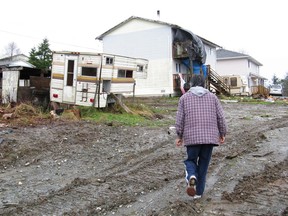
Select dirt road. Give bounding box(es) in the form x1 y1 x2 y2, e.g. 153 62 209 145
0 100 287 215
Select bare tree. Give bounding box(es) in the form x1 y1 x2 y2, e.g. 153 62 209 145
5 42 21 60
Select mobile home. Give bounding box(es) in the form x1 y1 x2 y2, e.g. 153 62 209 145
50 51 148 108
222 75 249 96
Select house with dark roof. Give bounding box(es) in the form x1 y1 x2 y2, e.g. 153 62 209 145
96 16 222 96
216 49 267 96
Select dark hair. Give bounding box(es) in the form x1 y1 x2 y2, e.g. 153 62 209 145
183 82 190 92
190 74 205 87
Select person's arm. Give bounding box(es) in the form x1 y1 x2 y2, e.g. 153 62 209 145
175 138 183 147
175 97 185 147
215 98 227 140
219 136 225 144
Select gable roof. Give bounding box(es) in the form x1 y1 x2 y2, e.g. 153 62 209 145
95 16 221 48
216 49 263 66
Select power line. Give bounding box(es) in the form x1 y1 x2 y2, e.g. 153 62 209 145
0 29 100 51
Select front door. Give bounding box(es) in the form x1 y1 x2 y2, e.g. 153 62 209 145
63 56 78 103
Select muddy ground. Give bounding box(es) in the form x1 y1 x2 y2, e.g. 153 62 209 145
0 98 287 216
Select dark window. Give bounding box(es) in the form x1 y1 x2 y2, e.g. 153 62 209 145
137 65 144 72
230 77 237 86
105 57 114 65
67 60 74 86
82 67 97 77
118 69 133 78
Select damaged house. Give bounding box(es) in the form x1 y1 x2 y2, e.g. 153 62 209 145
96 16 229 96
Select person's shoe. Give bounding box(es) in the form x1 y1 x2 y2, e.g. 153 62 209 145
193 195 202 200
186 176 196 196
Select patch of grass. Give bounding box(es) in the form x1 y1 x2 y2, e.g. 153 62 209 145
79 101 174 127
0 97 178 127
0 102 51 127
219 95 288 105
80 108 150 126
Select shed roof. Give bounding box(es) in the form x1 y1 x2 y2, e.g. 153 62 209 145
7 60 35 68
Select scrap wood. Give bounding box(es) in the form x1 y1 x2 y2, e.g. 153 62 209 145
110 93 135 114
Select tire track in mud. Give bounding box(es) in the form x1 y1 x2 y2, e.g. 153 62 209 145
1 103 287 215
200 115 288 216
0 126 184 215
221 158 288 215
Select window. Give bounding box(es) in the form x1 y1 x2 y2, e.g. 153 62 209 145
248 61 251 68
230 77 237 87
82 67 97 77
176 63 181 73
105 57 114 65
67 60 74 86
118 69 133 78
137 65 144 72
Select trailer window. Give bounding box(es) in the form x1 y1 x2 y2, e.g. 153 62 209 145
230 77 237 86
67 60 75 86
82 67 97 77
105 57 114 65
118 69 133 78
137 65 144 72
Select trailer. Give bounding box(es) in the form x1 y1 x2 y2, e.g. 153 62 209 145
50 51 148 108
221 75 249 96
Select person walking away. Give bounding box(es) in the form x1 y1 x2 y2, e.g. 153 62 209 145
175 74 227 199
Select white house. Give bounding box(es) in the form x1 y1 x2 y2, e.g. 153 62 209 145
96 16 221 96
216 49 267 96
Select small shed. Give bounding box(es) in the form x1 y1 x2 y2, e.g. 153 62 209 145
0 57 50 106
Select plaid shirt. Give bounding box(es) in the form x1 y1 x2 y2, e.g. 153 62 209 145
175 90 227 146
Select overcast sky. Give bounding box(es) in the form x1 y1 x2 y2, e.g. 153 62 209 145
1 0 287 80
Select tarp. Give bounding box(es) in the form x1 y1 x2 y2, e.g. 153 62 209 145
174 28 206 65
181 59 207 78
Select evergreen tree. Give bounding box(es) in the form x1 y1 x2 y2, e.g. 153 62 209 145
272 74 280 84
29 38 52 73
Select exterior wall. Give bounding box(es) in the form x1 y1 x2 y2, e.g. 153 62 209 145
2 70 19 103
216 58 249 77
204 45 217 69
249 61 260 75
102 19 174 96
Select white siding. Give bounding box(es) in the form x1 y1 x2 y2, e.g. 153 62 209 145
2 70 19 103
249 61 260 75
102 20 174 96
204 45 217 69
216 59 249 77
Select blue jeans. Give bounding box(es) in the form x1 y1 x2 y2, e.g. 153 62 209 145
184 144 214 195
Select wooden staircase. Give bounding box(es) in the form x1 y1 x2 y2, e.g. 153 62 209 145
173 65 231 96
206 65 230 96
